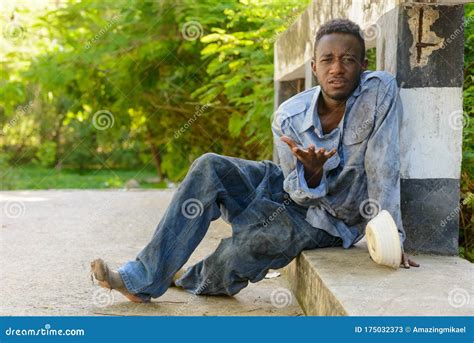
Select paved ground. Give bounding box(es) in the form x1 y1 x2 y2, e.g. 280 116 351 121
0 190 303 316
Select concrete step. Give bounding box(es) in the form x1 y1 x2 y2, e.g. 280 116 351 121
283 239 474 316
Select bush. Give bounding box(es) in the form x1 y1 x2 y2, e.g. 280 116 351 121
35 141 57 168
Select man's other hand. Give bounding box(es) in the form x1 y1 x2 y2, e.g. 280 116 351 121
401 252 420 269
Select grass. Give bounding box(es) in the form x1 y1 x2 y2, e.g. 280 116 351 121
0 165 168 190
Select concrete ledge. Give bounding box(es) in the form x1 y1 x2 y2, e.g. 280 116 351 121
284 239 474 316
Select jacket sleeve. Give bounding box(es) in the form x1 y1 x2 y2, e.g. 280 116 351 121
364 79 407 245
271 105 328 207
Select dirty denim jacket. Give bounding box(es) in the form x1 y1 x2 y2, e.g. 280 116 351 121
272 71 406 249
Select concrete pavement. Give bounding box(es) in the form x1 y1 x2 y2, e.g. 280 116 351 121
0 190 303 316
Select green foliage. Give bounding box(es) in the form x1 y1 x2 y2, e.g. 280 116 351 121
460 3 474 262
0 0 309 176
1 0 309 182
463 4 474 176
0 0 472 258
366 47 376 71
2 165 165 190
35 140 57 167
0 152 14 189
189 0 309 159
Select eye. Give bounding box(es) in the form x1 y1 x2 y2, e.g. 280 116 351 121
342 57 355 64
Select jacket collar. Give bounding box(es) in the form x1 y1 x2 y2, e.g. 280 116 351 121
299 86 321 133
298 73 365 134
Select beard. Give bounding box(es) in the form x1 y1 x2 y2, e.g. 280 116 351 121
321 76 360 102
325 90 351 101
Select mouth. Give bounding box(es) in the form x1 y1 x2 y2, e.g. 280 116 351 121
328 79 347 88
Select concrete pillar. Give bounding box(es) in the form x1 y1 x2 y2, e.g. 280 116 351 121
304 42 317 90
273 78 281 164
378 4 465 254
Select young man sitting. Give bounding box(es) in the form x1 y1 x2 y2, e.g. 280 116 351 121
91 18 419 303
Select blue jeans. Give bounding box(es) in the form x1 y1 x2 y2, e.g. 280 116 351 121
118 153 342 302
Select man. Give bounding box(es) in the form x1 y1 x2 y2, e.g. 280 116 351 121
91 18 419 303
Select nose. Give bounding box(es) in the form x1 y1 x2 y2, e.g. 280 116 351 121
329 59 344 75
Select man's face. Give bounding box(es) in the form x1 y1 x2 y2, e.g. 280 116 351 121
312 33 367 102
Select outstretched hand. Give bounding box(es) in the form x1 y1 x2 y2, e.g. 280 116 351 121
280 135 336 188
280 135 336 173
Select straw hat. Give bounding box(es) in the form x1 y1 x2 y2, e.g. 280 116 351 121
366 210 402 268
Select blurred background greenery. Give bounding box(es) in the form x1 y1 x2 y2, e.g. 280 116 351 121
0 1 472 260
1 0 311 187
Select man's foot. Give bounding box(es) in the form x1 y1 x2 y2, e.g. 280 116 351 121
171 268 186 287
90 258 145 303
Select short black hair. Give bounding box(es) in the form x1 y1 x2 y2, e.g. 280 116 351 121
314 19 366 61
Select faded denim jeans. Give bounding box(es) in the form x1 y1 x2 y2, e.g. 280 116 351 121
118 153 342 302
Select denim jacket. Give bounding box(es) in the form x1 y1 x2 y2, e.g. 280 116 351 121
272 71 405 248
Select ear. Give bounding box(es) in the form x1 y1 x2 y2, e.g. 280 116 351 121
360 58 368 71
311 58 317 76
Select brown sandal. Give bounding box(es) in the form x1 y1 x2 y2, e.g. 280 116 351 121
90 258 145 303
